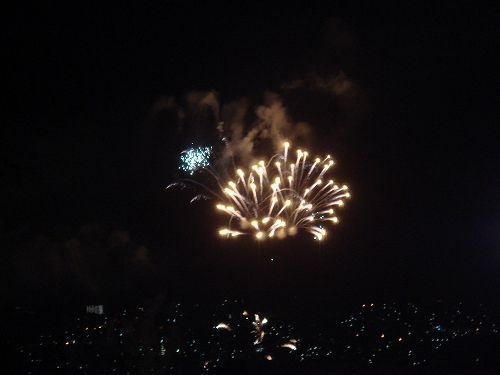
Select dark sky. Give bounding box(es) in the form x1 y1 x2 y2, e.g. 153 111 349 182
2 2 499 310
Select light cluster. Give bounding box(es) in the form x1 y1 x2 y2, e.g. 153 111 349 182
179 146 212 175
211 309 296 363
217 142 350 240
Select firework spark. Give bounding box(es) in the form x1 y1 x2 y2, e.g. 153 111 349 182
215 323 232 331
252 314 267 349
216 142 350 240
207 307 299 366
179 145 212 175
281 342 297 350
215 312 269 352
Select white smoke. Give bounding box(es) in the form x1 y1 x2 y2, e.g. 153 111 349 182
219 91 311 164
185 90 220 125
281 71 361 108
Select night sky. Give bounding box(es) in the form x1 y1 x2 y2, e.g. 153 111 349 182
2 3 499 312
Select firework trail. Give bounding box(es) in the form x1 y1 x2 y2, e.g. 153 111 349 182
170 141 350 241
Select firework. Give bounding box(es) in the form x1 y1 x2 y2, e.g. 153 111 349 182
216 142 350 240
215 312 267 348
215 311 269 353
179 145 212 175
208 307 299 365
170 142 350 240
252 314 267 349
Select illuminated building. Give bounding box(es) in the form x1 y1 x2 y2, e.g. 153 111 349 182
86 305 104 315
